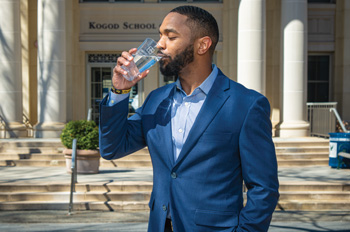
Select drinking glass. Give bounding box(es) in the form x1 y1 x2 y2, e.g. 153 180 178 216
121 38 161 81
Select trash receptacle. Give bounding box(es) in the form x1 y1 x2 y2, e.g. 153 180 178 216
329 133 350 168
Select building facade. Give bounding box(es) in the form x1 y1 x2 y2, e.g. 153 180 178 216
0 0 349 138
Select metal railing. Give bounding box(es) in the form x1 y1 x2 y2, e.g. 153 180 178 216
0 115 6 138
68 138 78 215
307 102 338 137
23 114 34 137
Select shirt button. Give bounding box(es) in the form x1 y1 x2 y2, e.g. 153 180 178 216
185 102 189 107
162 205 167 211
171 172 177 179
111 100 115 104
178 128 183 133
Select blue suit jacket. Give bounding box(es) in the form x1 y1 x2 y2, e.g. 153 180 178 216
99 69 279 232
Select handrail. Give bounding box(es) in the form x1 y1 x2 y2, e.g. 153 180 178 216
87 108 92 121
23 114 34 137
329 108 349 133
68 138 78 215
0 115 7 138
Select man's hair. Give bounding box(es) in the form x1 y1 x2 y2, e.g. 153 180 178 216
170 5 219 55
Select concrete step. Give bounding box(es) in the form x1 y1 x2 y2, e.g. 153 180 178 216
1 182 347 193
0 153 65 160
276 200 350 211
0 139 63 149
279 192 350 200
117 154 151 161
102 160 152 168
0 159 329 168
1 200 348 211
276 152 329 160
1 147 64 154
0 191 151 202
0 201 149 211
0 159 153 168
277 159 329 167
273 138 329 148
0 182 153 193
0 158 329 168
0 160 65 167
2 191 349 202
275 146 329 154
279 182 350 192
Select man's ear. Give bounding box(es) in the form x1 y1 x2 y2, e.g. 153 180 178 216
197 36 212 55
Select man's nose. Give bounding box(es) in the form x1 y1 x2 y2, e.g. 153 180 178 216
157 38 165 50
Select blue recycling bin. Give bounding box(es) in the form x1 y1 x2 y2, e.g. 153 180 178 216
329 133 350 169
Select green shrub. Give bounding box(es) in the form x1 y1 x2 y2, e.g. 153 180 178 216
60 120 99 150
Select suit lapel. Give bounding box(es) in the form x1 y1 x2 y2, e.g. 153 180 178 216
174 72 230 167
155 85 176 167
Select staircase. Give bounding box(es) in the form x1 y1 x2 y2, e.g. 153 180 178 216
0 137 329 168
0 139 151 168
0 180 349 211
1 137 349 212
274 137 329 167
0 181 152 211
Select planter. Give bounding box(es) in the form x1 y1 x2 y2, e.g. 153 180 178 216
63 149 100 174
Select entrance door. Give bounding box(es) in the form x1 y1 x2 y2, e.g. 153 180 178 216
307 55 331 102
87 54 141 124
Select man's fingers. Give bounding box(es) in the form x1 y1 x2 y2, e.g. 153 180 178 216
132 70 149 83
115 65 128 76
117 55 128 66
128 48 137 55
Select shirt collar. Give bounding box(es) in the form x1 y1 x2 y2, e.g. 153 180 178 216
175 64 218 96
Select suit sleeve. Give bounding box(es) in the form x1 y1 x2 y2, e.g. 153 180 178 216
237 95 280 232
98 93 148 160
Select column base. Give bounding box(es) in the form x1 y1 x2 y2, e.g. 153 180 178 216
275 121 310 137
0 122 28 138
34 122 66 138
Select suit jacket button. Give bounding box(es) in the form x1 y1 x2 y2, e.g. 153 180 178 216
162 205 167 211
171 172 177 179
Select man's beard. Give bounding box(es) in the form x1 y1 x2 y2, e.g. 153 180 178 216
159 44 194 77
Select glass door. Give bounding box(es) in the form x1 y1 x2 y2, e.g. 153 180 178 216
87 54 141 124
90 66 112 123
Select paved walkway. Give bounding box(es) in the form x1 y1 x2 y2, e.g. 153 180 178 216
0 211 349 231
0 165 349 184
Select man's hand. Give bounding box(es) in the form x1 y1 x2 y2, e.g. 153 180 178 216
112 48 150 90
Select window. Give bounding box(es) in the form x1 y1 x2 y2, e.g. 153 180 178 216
307 55 331 102
308 0 336 3
160 0 222 2
80 0 142 3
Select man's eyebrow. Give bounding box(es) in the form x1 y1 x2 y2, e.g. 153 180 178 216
159 28 179 35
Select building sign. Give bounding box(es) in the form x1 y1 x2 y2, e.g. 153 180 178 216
88 21 159 31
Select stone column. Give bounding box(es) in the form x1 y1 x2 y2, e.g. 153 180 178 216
223 0 239 81
342 1 350 119
34 0 66 138
278 0 309 137
0 0 27 138
237 0 266 94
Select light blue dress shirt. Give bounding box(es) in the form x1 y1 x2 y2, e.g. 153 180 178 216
171 65 218 161
108 64 218 162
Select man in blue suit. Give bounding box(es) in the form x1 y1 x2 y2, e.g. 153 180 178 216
99 5 279 232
